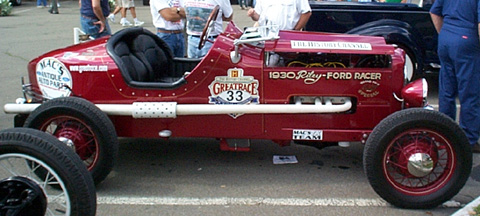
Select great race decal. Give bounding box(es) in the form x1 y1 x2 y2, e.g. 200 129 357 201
36 57 72 98
208 68 259 118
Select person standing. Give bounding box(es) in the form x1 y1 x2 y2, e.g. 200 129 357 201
80 0 112 39
238 0 248 10
430 0 480 152
150 0 186 57
247 0 311 31
180 0 233 58
49 0 59 14
119 0 145 27
107 1 122 23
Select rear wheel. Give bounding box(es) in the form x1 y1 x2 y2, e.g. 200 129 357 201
24 97 119 185
0 128 96 216
363 108 472 209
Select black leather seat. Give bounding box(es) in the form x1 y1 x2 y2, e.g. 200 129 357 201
106 27 186 89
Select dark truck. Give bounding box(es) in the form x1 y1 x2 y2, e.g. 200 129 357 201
306 1 439 81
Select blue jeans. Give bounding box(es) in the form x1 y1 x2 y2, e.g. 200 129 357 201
80 15 111 39
37 0 46 6
157 32 185 58
187 35 214 58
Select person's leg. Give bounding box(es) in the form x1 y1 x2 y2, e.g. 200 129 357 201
129 7 144 26
454 30 480 146
108 5 121 22
120 7 132 26
238 0 244 9
199 39 213 57
49 0 59 14
173 33 185 57
81 16 102 38
437 30 458 121
157 32 176 55
187 35 200 58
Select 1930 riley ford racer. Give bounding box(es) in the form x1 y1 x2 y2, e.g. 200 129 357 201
3 11 472 209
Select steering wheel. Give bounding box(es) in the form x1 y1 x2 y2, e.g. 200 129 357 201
198 5 220 50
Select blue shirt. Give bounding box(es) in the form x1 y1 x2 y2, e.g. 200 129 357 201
80 0 110 19
430 0 480 31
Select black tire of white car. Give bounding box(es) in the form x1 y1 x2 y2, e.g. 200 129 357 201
0 128 96 216
11 0 21 6
23 97 119 186
363 108 472 209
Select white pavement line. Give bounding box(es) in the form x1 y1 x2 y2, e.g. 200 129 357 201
451 196 480 216
97 196 389 207
12 8 36 14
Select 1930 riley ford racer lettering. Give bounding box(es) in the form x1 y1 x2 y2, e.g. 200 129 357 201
268 71 382 84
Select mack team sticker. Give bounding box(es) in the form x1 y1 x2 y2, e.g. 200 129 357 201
208 68 259 118
36 57 72 99
292 129 323 140
291 40 372 51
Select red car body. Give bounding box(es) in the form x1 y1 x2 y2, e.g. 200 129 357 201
3 22 471 209
26 23 407 141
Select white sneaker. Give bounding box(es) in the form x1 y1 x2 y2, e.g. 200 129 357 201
134 20 144 27
107 14 115 23
122 20 133 27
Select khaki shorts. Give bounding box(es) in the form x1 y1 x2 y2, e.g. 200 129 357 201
121 0 134 8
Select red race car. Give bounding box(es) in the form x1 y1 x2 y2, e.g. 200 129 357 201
3 9 472 209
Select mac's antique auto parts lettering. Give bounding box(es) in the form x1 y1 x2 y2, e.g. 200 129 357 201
269 70 382 84
36 57 72 98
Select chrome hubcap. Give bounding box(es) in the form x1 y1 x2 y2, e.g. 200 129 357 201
407 153 434 177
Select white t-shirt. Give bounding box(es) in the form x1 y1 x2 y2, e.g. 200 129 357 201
180 0 233 36
150 0 184 30
254 0 311 30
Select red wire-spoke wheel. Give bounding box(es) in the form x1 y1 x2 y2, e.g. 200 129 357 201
363 108 472 209
384 129 454 195
24 97 119 185
42 116 98 168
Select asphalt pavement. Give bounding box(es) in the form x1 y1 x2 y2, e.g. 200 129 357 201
1 1 479 215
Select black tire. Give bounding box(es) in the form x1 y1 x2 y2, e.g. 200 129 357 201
24 97 119 185
10 0 21 6
363 108 472 209
0 128 96 216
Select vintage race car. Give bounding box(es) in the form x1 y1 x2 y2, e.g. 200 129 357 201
2 9 472 209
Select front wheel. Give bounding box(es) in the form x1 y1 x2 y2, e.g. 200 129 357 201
363 108 472 209
24 97 119 185
0 128 96 216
